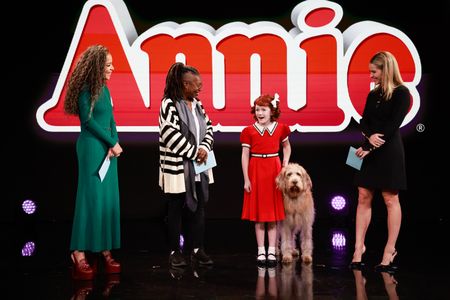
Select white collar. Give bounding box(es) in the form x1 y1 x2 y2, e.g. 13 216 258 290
253 122 278 136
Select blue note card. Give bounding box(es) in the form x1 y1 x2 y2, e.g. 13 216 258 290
194 150 217 174
346 146 363 170
98 155 111 182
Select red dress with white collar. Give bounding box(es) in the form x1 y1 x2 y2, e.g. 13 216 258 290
240 122 290 222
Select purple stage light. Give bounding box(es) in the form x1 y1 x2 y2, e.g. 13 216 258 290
331 231 346 249
21 241 36 256
22 199 37 214
180 234 184 249
331 195 346 211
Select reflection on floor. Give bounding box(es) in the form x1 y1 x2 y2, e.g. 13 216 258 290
4 218 449 299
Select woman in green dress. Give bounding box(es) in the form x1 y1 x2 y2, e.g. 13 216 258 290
64 45 123 280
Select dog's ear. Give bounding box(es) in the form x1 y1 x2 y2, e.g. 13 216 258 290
303 169 313 190
276 167 286 190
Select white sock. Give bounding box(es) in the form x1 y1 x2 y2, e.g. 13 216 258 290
257 247 266 261
267 247 276 261
268 267 276 278
257 246 266 255
258 267 266 277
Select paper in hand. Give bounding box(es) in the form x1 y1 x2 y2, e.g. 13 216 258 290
99 155 111 182
346 146 363 170
194 150 217 174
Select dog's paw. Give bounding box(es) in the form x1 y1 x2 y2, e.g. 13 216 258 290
301 254 313 264
282 254 294 264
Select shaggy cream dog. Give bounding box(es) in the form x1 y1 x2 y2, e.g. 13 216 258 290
275 163 315 263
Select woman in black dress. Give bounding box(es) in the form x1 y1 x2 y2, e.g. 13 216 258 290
350 51 410 272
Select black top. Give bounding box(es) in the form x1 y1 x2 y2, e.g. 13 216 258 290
354 85 410 190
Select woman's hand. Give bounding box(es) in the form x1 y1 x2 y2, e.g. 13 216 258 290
369 133 385 148
355 147 370 159
111 143 123 157
196 148 208 164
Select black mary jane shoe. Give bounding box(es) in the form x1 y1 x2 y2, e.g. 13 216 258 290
256 254 267 267
349 261 365 270
266 253 277 268
374 263 397 273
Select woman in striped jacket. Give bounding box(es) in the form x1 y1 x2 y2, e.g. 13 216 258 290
159 62 215 268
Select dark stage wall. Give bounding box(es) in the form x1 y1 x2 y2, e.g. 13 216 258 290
4 0 447 224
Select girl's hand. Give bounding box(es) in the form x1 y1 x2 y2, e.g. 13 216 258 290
244 179 251 193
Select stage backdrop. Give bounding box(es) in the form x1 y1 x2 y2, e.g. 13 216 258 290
4 0 446 224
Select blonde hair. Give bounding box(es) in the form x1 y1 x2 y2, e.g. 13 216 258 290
370 51 404 100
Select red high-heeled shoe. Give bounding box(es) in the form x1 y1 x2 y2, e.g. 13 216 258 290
103 251 121 274
71 252 94 280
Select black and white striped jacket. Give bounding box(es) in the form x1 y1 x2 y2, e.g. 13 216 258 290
159 98 214 193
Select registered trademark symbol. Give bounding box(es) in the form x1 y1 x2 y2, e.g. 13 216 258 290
416 123 425 132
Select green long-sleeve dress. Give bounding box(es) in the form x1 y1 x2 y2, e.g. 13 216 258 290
70 85 121 252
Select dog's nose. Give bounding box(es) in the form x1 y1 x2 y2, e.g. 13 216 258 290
292 180 298 184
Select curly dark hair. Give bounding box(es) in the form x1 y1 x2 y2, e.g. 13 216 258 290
64 45 109 115
162 62 200 102
251 94 281 121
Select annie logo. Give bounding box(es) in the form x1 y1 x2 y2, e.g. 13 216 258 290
36 0 421 133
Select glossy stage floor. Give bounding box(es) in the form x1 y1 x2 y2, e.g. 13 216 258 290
5 218 448 299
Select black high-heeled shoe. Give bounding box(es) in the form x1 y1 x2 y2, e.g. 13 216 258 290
375 250 398 273
349 246 366 270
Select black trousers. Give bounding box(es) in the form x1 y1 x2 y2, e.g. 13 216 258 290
167 182 206 252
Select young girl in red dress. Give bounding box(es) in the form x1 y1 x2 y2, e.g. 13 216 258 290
241 94 291 266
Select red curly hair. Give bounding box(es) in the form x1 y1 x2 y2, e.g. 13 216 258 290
250 94 281 121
